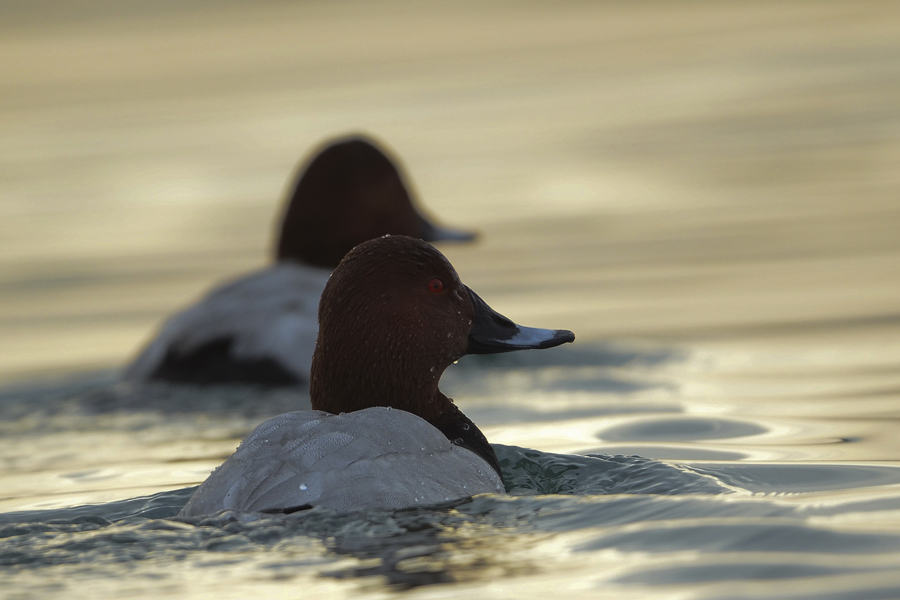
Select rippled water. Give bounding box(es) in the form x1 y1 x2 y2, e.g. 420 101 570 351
4 1 900 598
4 339 900 599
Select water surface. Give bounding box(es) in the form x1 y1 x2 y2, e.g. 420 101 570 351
3 1 900 598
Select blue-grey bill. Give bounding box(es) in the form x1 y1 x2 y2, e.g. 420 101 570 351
418 213 477 243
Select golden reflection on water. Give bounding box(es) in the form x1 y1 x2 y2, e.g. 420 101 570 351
3 2 900 598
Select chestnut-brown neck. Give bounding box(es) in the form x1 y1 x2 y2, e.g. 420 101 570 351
307 235 503 477
309 328 502 478
309 319 457 423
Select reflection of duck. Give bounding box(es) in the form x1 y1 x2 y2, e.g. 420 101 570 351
125 135 475 386
178 235 574 515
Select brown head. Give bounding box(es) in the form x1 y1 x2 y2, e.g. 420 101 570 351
275 135 475 269
310 235 575 427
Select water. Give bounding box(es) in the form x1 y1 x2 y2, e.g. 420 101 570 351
3 1 900 598
4 340 900 599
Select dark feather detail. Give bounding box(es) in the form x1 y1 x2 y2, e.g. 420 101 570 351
151 338 303 386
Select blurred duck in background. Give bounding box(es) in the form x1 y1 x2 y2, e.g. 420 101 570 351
125 134 476 387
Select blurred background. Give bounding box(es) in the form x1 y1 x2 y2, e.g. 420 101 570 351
1 0 899 382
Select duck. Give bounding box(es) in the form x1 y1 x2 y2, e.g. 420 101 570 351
178 235 574 516
125 135 475 386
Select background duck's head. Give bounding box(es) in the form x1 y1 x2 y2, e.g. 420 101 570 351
275 135 476 269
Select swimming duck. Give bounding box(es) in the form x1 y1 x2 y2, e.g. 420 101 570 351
178 235 574 515
125 135 474 386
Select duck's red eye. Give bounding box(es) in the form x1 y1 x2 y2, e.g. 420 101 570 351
427 278 444 293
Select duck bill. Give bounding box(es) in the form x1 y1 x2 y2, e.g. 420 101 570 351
417 213 477 243
466 287 575 354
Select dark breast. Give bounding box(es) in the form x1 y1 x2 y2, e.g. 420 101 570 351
151 337 303 386
430 410 503 480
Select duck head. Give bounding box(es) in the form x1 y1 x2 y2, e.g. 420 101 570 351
276 135 476 269
310 235 575 423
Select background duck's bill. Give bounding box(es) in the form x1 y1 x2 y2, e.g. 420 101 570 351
466 287 575 354
417 213 477 243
